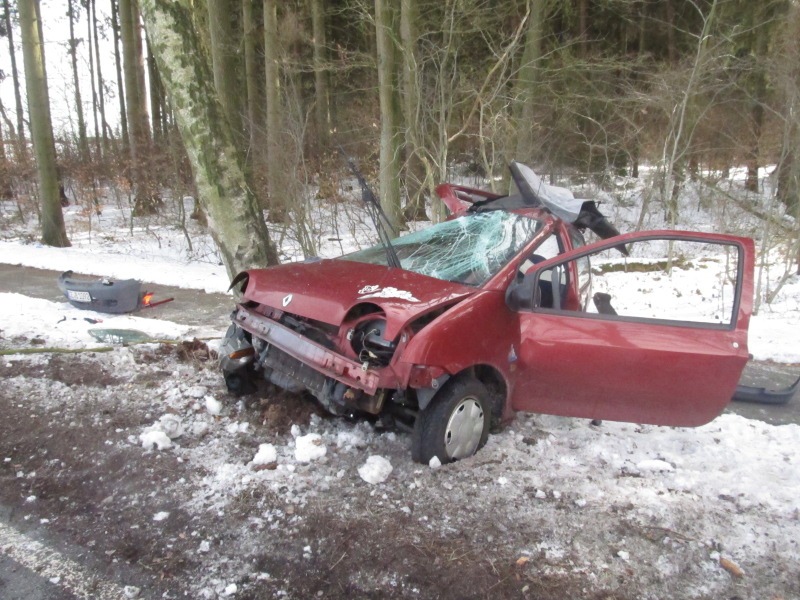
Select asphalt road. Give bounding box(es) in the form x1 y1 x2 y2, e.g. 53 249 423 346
0 263 232 330
0 554 75 600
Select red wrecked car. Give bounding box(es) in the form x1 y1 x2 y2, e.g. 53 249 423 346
220 162 754 464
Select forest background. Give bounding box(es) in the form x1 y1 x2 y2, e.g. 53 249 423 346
1 0 799 280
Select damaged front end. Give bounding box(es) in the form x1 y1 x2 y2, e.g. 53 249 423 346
222 303 389 416
218 262 470 422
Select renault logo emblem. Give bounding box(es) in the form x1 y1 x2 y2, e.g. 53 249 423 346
282 294 293 307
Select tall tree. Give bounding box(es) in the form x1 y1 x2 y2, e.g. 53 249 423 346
120 0 156 213
0 97 10 200
374 0 403 234
110 0 128 149
733 0 776 193
399 0 427 219
138 0 278 276
207 0 243 140
3 0 26 154
67 0 89 160
311 0 329 147
242 0 259 152
264 0 285 220
18 0 70 246
90 0 109 154
776 0 799 217
131 0 148 136
146 34 163 142
84 0 101 157
514 0 548 165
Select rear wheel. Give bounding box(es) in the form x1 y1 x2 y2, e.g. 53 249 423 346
411 376 490 464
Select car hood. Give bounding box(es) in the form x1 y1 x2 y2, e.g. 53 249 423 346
240 259 477 339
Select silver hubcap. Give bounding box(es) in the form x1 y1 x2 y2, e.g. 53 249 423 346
444 397 485 459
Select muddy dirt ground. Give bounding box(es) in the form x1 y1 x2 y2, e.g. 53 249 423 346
1 341 797 600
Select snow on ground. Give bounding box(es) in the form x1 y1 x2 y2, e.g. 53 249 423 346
4 348 796 597
0 292 189 348
0 169 798 596
0 190 380 293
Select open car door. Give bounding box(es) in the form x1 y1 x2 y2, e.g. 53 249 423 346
510 231 754 427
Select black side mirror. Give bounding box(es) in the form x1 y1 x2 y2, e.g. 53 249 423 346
506 273 537 311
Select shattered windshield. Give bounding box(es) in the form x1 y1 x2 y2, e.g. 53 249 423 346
341 211 543 286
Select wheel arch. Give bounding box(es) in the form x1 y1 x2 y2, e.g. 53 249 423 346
442 364 508 428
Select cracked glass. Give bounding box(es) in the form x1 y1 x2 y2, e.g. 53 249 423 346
342 211 544 286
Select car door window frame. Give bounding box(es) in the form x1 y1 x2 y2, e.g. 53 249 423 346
524 233 747 331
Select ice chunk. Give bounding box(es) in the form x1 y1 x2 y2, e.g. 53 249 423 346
295 434 326 463
252 443 278 466
205 395 223 416
358 455 393 484
139 430 172 450
158 414 184 439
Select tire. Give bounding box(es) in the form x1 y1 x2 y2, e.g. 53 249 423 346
411 376 491 464
223 368 257 396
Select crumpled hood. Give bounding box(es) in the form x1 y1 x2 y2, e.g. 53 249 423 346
240 259 476 338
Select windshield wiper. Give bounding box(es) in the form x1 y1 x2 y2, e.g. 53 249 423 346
339 147 402 269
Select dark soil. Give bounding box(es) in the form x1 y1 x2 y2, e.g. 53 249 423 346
0 347 584 599
0 345 796 600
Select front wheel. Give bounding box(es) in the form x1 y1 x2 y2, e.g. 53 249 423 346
411 376 491 464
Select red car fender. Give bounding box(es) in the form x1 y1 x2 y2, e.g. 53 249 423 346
398 290 518 411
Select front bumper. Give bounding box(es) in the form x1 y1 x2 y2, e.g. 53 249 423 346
232 305 382 395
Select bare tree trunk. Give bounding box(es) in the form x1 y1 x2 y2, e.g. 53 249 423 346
399 0 428 221
776 30 799 216
745 6 769 194
310 0 329 149
120 0 142 150
3 0 26 154
375 0 403 235
0 97 11 200
91 0 109 155
146 34 163 143
111 0 129 149
577 0 588 57
264 0 285 220
18 0 70 247
665 0 677 64
85 0 101 158
242 0 259 154
121 0 157 214
514 0 547 164
658 0 718 228
138 0 278 277
208 0 244 140
67 0 90 160
131 0 149 142
745 100 764 193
